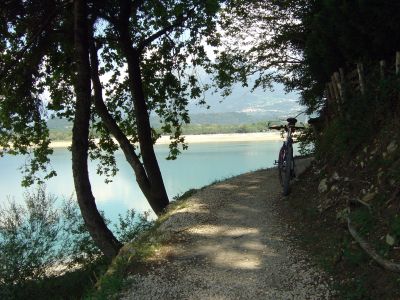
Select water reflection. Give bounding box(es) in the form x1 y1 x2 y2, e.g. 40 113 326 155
0 141 288 222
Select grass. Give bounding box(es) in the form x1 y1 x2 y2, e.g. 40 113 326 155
85 186 203 299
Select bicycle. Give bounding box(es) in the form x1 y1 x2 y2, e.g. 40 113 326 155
269 117 301 196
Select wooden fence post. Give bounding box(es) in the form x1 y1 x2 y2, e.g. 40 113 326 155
324 87 331 121
331 75 339 102
357 63 366 95
380 60 386 79
339 68 346 103
334 72 343 102
330 75 342 115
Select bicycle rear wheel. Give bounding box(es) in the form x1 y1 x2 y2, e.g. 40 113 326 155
277 146 287 189
282 146 293 195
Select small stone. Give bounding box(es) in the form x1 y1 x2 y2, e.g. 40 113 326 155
386 234 396 246
330 185 339 192
360 161 365 168
318 178 328 193
387 141 398 154
363 147 368 153
382 152 388 159
362 192 377 203
332 172 340 181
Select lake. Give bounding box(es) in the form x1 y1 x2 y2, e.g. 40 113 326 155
0 140 293 222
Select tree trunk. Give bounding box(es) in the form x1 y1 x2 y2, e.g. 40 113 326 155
89 40 155 207
109 17 169 215
125 48 170 215
72 0 121 259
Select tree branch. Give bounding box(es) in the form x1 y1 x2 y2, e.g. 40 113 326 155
89 36 152 195
137 12 191 53
348 217 400 273
0 0 74 80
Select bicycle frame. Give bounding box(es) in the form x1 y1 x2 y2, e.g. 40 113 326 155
270 119 298 195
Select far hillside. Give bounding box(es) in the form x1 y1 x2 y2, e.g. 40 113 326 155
47 111 305 141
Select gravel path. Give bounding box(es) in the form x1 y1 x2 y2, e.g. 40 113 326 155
123 158 334 299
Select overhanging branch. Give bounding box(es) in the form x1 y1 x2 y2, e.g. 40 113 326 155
137 12 192 53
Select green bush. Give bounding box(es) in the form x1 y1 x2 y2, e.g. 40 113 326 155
296 126 315 156
0 187 60 288
0 185 153 299
114 210 154 244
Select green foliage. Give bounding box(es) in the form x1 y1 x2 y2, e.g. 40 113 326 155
114 210 154 244
0 186 98 298
296 126 315 156
218 0 400 113
0 186 154 299
350 208 375 236
181 121 270 135
0 188 60 288
0 0 227 184
49 119 276 142
173 188 198 201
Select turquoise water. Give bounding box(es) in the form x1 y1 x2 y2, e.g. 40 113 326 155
0 140 290 221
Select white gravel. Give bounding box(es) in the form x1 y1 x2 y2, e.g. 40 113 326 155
122 158 334 299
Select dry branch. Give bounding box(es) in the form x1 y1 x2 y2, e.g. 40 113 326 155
347 217 400 273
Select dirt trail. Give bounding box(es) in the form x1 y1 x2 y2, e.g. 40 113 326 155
123 158 333 299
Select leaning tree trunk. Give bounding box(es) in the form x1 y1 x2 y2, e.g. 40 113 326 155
72 0 121 259
110 17 169 215
124 47 170 215
89 41 156 206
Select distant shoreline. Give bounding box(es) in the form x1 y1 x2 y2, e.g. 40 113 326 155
50 132 282 148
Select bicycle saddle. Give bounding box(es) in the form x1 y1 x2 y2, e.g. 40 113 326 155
308 117 322 124
287 118 297 125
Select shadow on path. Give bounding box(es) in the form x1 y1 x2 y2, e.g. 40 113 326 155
124 158 332 299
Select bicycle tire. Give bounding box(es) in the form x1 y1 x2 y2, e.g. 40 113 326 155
282 145 293 196
278 146 285 187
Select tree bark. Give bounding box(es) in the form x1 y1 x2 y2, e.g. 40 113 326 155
104 7 170 215
72 0 122 259
124 47 170 215
89 40 155 206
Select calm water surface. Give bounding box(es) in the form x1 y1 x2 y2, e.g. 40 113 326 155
0 140 294 221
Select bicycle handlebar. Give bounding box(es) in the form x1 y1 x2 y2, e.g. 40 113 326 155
268 125 285 130
268 125 305 130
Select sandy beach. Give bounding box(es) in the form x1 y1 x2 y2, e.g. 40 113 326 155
50 132 282 148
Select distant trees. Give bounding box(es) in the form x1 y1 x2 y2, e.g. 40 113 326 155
0 0 224 258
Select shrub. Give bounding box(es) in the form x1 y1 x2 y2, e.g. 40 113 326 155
0 187 60 288
0 185 153 299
